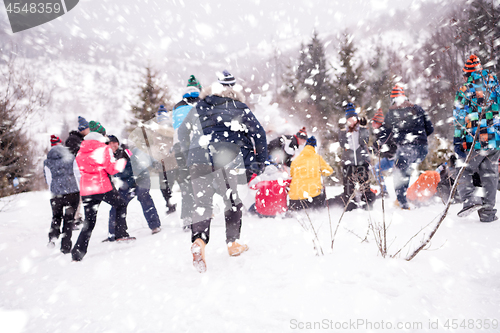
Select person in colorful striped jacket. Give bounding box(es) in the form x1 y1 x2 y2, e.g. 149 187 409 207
453 54 500 222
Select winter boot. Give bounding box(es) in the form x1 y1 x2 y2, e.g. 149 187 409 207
191 238 207 273
151 227 161 235
457 203 483 218
115 236 136 243
227 241 249 257
166 202 177 215
47 238 56 249
394 200 410 210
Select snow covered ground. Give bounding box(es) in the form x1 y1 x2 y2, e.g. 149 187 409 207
1 182 500 333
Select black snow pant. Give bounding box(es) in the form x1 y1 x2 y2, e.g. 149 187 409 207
289 191 327 211
49 192 80 253
71 189 129 261
189 164 243 245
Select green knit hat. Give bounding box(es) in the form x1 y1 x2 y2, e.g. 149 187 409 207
187 75 202 90
89 121 106 136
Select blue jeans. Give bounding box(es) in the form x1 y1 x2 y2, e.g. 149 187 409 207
109 187 161 236
373 158 394 194
393 145 428 206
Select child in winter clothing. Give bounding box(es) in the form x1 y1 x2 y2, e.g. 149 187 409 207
288 136 333 210
71 123 133 261
248 164 291 217
453 54 500 222
43 135 81 253
384 85 434 210
332 103 375 211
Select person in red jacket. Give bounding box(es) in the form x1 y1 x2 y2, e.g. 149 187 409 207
71 121 134 261
248 164 291 217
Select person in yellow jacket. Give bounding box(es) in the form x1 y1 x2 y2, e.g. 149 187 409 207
289 136 333 210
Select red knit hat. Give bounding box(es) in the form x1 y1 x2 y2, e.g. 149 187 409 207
50 135 62 146
390 85 405 99
463 54 482 75
371 108 384 124
296 127 308 140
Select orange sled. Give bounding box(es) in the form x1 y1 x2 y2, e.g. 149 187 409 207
407 171 441 203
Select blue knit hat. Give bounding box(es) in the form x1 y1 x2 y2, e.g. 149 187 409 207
218 70 236 86
306 136 317 147
157 104 167 115
78 116 89 131
345 103 357 119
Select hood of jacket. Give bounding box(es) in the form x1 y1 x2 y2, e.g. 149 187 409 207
389 100 413 110
200 83 246 104
47 144 73 161
79 132 107 154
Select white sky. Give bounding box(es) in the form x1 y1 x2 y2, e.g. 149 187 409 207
2 0 430 56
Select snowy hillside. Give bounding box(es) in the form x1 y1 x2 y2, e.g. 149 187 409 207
1 182 500 333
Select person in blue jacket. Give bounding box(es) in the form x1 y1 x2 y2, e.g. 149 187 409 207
453 54 500 222
178 70 267 272
384 85 434 210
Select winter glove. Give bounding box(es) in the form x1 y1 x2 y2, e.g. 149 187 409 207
249 161 265 176
359 117 367 127
454 143 467 159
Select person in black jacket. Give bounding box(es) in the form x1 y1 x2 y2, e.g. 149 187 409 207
105 135 162 241
65 116 90 156
64 116 89 227
178 70 267 272
267 127 308 167
384 85 434 210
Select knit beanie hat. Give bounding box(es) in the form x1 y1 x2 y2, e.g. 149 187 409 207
89 121 106 136
306 136 317 147
463 54 482 75
345 102 357 119
50 135 62 146
218 70 236 86
157 104 168 115
187 75 202 90
372 108 384 124
182 86 201 99
78 116 89 132
390 85 407 105
107 135 119 143
296 127 308 140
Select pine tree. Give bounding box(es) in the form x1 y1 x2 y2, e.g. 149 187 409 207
128 66 171 131
298 32 333 121
332 32 366 112
0 55 50 197
366 46 398 117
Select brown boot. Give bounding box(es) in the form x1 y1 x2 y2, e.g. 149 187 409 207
191 238 207 273
227 241 249 257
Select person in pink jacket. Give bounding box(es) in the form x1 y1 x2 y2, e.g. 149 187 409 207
71 121 134 261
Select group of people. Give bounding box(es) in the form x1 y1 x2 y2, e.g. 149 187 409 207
43 55 500 271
